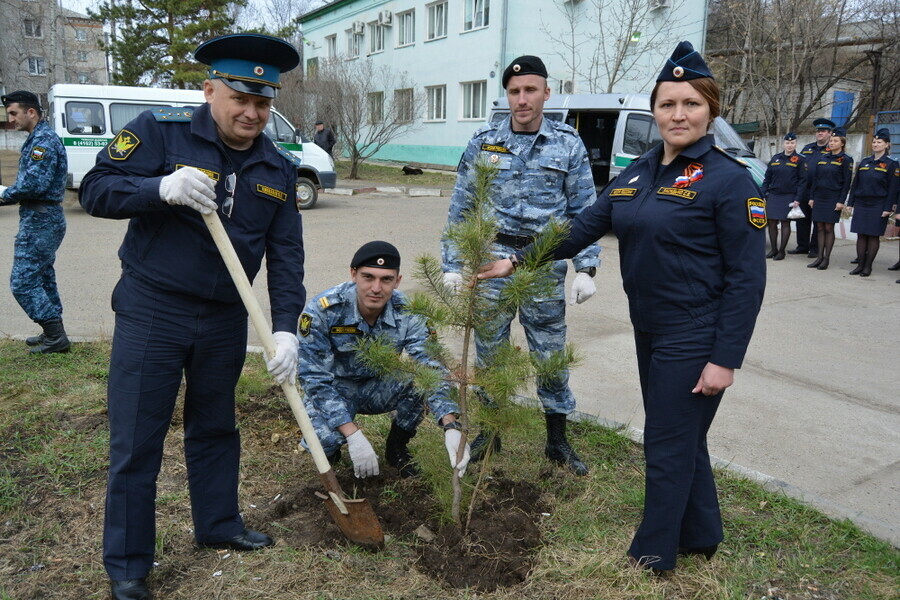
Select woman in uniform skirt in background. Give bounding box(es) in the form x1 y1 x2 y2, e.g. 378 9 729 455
847 129 899 276
761 132 806 260
808 128 853 270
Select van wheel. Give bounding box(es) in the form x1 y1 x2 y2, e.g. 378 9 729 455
296 177 318 210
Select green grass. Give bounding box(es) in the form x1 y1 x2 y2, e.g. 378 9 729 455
0 339 897 599
334 159 457 187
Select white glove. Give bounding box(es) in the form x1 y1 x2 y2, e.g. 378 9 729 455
266 331 299 384
0 185 7 198
569 271 596 305
444 429 471 477
346 430 380 478
159 167 217 214
443 272 463 294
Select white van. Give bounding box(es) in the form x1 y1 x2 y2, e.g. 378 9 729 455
489 93 766 187
47 84 336 209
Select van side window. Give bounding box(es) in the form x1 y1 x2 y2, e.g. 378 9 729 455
265 111 296 143
111 103 171 135
623 113 662 156
66 101 105 135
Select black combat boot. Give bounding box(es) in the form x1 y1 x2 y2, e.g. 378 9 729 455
468 430 501 463
30 319 71 354
385 422 419 478
544 414 588 476
25 331 45 346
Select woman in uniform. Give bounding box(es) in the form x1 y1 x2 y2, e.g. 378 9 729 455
761 132 806 260
847 129 898 276
478 41 766 573
808 129 853 270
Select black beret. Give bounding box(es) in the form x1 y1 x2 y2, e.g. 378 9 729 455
2 90 41 109
351 241 400 270
832 127 846 137
657 41 713 82
874 128 891 142
502 55 548 88
783 132 797 140
812 118 836 130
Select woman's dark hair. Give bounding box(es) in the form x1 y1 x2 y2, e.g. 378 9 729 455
650 77 721 121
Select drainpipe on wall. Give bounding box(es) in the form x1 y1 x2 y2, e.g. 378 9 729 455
498 0 509 98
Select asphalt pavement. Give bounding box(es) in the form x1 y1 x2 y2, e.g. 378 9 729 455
1 186 898 547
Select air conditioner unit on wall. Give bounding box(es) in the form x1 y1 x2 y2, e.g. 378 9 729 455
352 21 365 34
378 10 393 26
560 79 576 94
650 0 671 9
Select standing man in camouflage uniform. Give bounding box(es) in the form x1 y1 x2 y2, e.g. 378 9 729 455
0 91 70 354
299 241 470 479
441 56 599 476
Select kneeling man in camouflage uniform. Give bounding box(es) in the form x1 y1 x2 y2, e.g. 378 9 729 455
298 241 470 478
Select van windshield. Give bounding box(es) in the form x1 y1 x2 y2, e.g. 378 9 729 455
711 117 756 157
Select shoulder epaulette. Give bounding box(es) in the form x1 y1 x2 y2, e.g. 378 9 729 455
551 120 579 136
712 145 749 168
472 122 497 138
273 140 304 169
152 107 194 122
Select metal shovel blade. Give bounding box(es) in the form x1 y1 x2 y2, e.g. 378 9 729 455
317 470 385 550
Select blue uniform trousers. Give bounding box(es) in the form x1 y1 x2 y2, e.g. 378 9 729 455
104 273 248 580
303 377 426 455
11 204 66 322
629 326 724 570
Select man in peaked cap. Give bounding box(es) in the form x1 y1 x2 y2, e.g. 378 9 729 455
441 54 599 476
80 33 305 600
1 90 70 354
298 241 470 480
791 117 836 256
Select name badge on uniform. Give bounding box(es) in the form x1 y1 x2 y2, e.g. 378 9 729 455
176 164 220 181
31 146 46 161
330 325 363 335
609 187 638 198
747 198 767 229
299 313 313 337
480 143 511 154
657 187 698 200
257 184 287 201
108 130 140 161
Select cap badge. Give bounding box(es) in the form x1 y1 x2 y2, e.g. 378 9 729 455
490 154 499 164
513 64 521 73
672 66 685 78
377 258 385 265
254 65 265 76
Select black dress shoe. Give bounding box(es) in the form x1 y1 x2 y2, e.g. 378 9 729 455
766 249 777 258
849 265 864 275
787 248 807 255
807 250 819 258
199 529 274 551
816 258 829 270
678 544 718 560
889 261 900 271
860 267 872 277
807 258 822 268
773 251 786 260
111 579 151 600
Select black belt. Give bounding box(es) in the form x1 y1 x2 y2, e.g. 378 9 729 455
20 199 58 213
495 232 534 249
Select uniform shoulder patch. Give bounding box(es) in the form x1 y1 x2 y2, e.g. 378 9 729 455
712 145 750 168
273 140 304 169
108 129 141 161
152 107 194 122
550 120 579 136
299 313 313 337
747 197 767 229
30 146 46 161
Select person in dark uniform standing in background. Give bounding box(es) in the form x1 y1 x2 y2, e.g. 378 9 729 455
313 120 336 157
847 129 898 276
0 90 70 354
808 128 853 271
479 41 766 574
80 34 305 600
761 132 806 260
790 118 835 257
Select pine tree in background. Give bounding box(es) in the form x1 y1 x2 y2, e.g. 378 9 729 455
356 159 578 527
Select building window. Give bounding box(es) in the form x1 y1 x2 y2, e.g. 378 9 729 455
24 19 42 38
368 22 385 54
461 80 487 120
347 29 363 58
394 88 414 122
75 28 87 41
28 57 47 76
77 72 89 84
463 0 489 31
77 50 88 62
426 85 446 121
326 35 337 59
397 10 415 46
426 1 447 41
368 91 384 124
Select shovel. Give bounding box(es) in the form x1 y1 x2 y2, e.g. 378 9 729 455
202 210 385 549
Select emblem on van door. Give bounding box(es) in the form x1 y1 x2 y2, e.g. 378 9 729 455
108 130 140 160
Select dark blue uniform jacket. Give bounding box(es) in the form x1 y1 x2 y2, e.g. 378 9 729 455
848 154 899 211
808 151 853 202
549 134 766 369
760 151 807 203
79 102 305 332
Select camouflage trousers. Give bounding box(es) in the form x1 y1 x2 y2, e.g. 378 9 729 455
302 377 426 456
11 204 66 323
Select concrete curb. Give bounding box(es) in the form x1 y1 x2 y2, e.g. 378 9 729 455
323 186 449 197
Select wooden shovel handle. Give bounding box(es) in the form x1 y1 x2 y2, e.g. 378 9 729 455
202 211 332 475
